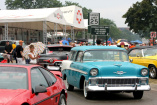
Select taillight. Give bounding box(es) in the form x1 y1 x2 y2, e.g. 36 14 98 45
48 51 53 53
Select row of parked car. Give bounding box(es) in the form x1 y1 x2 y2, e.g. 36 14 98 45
0 43 156 104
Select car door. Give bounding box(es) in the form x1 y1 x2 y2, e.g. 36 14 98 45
70 51 83 87
39 67 60 105
129 49 144 66
30 67 52 105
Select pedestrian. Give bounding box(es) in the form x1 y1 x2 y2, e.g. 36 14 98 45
16 40 25 64
48 42 51 45
28 45 38 64
4 41 13 63
12 42 17 63
96 39 101 46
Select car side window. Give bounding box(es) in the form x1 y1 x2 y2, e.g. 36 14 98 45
70 51 77 61
129 49 143 57
39 67 57 86
76 51 83 62
31 68 49 93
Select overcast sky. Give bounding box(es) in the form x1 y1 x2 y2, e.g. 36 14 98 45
0 0 142 27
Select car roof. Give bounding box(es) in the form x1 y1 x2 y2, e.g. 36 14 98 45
128 46 156 53
71 46 126 51
47 44 72 47
0 64 39 69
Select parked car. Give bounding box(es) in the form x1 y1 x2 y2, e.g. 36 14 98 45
128 46 157 79
38 44 72 77
61 46 150 99
0 64 67 105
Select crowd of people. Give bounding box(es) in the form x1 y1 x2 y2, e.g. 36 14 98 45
68 39 148 50
3 39 149 64
4 40 39 64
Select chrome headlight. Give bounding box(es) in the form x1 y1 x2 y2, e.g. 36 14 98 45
141 69 148 76
90 69 98 76
49 58 53 63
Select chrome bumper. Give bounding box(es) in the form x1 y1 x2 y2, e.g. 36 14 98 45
86 77 151 91
86 85 151 91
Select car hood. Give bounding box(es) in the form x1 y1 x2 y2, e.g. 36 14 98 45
84 61 145 77
0 89 27 104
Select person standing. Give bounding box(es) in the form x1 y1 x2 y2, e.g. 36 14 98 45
28 45 38 64
96 39 101 46
12 42 17 63
4 41 13 63
16 40 25 64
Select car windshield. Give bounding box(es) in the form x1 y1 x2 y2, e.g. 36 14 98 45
143 48 157 57
0 67 28 89
83 50 129 62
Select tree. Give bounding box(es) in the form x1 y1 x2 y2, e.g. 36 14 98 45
5 0 63 9
64 1 92 19
123 0 157 37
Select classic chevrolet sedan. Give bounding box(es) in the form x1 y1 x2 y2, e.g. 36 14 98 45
61 46 150 99
0 64 67 105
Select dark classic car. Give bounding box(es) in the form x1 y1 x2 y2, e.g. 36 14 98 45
38 44 73 73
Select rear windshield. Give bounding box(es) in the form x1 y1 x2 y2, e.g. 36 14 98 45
0 67 28 90
48 47 72 52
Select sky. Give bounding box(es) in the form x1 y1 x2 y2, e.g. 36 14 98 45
0 0 142 27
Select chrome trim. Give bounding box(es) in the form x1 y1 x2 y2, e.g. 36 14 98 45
86 85 151 91
89 77 149 79
113 71 126 75
135 83 138 91
63 68 88 75
47 66 60 71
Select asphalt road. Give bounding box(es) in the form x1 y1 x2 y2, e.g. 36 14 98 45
67 88 157 105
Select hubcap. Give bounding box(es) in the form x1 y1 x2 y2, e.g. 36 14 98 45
150 67 156 78
84 81 87 97
61 98 65 105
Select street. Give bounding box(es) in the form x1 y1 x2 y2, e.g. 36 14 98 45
67 86 157 105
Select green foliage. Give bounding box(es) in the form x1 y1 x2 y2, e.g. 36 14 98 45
5 0 62 9
123 0 157 37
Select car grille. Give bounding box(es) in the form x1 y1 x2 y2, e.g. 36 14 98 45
90 78 140 87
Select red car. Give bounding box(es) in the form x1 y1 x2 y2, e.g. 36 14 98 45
0 64 67 105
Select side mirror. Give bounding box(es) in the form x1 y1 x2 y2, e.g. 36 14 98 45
35 86 47 95
130 59 133 63
137 55 140 57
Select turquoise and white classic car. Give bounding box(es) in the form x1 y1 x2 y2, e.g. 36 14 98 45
61 46 150 99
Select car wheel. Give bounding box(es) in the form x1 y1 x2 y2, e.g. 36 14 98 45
83 80 92 99
64 77 74 91
149 65 157 79
58 94 67 105
133 91 143 99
